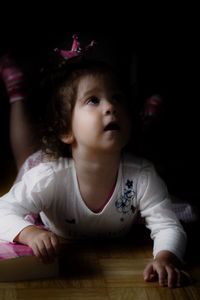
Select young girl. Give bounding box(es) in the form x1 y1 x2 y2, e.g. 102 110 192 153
0 36 187 288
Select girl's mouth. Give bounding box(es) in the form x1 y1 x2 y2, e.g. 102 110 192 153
104 122 120 131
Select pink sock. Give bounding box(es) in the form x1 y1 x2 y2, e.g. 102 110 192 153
0 55 26 103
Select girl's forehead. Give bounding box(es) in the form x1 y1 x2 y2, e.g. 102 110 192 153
77 73 118 93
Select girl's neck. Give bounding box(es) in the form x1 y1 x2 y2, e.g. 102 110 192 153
71 149 121 211
72 149 121 176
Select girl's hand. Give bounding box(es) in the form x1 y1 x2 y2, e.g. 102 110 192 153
143 250 191 288
14 225 60 263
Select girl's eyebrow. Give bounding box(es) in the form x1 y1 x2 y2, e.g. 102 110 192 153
78 88 100 101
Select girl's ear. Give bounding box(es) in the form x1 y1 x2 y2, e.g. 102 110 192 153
60 133 74 145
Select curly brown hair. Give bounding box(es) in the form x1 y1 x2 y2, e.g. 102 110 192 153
39 59 129 158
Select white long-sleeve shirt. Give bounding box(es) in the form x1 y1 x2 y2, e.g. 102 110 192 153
0 152 187 260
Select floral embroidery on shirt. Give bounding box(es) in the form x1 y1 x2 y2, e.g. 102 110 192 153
115 195 131 214
126 179 133 189
115 179 136 217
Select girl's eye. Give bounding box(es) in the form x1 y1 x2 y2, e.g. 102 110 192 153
87 96 100 105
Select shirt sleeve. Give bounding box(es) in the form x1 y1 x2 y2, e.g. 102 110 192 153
136 161 187 261
0 163 55 242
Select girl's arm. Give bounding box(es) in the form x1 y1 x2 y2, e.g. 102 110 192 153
137 162 187 287
0 163 58 262
14 225 60 263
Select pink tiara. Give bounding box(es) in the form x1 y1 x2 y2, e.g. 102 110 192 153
54 34 96 60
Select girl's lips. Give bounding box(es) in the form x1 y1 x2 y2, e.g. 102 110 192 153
104 122 120 131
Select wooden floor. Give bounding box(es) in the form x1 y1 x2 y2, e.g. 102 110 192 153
0 177 200 299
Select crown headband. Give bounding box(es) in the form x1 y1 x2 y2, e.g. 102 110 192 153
54 34 96 61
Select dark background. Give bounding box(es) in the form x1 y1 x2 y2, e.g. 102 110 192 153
0 6 198 206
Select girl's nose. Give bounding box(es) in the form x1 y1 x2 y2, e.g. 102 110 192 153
104 100 117 115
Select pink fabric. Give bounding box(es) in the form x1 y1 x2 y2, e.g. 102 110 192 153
0 243 33 260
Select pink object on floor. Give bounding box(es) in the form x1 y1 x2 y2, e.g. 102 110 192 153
0 211 44 260
0 242 33 260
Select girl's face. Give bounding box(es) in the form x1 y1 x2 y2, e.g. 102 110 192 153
62 73 131 155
